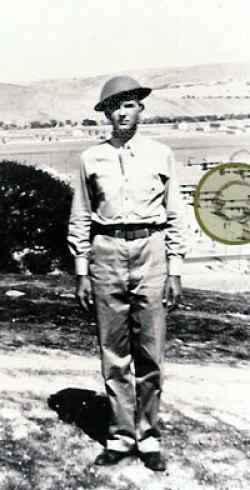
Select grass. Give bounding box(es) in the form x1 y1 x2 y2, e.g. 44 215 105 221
0 273 249 364
0 391 113 490
0 272 250 489
1 388 250 489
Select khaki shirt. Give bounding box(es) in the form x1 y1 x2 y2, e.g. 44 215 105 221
68 133 187 275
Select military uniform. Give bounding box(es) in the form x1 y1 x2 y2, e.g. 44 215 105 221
68 76 186 470
68 131 186 454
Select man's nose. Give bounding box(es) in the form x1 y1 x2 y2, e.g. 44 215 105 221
119 105 127 116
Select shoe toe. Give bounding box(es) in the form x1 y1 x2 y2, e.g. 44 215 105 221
94 451 108 465
141 452 166 471
94 449 130 466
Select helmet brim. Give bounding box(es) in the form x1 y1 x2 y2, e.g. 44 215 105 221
94 87 152 112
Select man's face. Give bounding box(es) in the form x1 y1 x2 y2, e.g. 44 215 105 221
105 98 143 132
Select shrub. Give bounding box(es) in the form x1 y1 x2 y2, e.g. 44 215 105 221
22 248 53 274
0 160 73 273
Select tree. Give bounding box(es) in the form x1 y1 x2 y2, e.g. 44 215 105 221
81 118 97 126
49 119 58 128
30 120 44 129
0 161 73 273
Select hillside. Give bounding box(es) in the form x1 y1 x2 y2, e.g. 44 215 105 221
2 63 250 123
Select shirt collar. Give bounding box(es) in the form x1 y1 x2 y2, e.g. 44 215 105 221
108 131 142 157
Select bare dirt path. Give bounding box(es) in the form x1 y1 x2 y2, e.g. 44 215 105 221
1 350 250 432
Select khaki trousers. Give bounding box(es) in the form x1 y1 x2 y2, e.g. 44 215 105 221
89 230 167 453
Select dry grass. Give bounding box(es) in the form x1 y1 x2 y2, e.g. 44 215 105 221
0 390 113 490
1 366 250 490
0 272 250 489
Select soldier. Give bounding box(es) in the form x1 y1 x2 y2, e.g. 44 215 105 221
68 76 186 471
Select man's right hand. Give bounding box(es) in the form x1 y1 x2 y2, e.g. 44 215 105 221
75 275 93 311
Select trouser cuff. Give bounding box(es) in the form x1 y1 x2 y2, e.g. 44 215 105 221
138 436 160 454
107 436 136 452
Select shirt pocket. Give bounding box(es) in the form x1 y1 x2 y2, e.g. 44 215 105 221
133 172 163 201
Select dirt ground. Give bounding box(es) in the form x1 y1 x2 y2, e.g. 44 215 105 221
0 268 250 490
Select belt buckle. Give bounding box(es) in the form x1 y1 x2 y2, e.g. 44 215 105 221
114 229 124 239
125 230 134 240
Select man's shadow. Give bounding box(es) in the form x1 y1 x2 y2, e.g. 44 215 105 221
47 388 109 445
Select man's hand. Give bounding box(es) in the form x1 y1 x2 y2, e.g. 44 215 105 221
164 275 183 311
75 275 93 311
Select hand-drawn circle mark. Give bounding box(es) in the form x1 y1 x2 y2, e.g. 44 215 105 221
230 149 250 163
193 162 250 245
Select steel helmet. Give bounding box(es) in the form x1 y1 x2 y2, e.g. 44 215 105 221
94 76 151 112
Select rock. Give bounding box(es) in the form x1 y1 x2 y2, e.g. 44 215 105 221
60 292 75 299
5 290 26 298
174 338 184 345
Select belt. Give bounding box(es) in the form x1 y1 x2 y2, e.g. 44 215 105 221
92 223 165 241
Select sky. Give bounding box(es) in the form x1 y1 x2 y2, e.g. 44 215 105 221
0 0 249 83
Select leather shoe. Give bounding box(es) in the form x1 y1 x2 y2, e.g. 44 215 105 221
94 449 133 466
140 451 166 471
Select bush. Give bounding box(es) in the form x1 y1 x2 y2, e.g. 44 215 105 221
0 160 73 273
21 248 53 274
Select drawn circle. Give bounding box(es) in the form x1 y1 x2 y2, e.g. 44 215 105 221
193 163 250 245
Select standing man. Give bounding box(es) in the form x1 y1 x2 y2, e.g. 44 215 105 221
68 76 186 471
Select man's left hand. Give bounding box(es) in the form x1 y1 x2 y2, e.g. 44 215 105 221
164 275 183 311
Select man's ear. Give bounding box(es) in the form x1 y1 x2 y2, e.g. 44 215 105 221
139 102 145 113
104 109 111 121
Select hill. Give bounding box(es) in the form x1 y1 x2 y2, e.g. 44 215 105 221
2 63 250 123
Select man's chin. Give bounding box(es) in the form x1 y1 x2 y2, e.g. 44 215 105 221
118 124 131 130
115 124 136 134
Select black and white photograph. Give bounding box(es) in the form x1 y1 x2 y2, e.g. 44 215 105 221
0 1 250 488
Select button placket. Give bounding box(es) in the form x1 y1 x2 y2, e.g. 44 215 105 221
118 148 130 222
